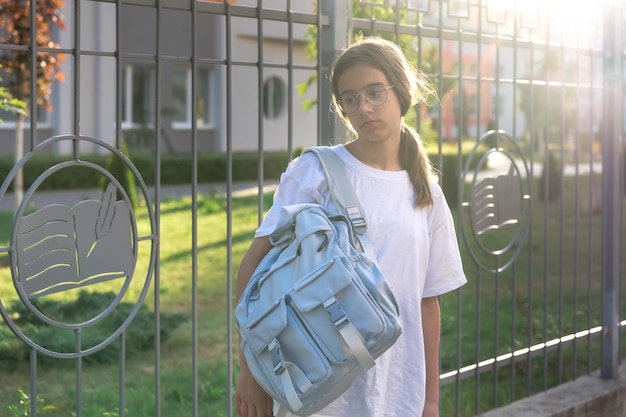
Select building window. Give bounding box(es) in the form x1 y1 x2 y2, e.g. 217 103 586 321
172 67 211 128
263 76 285 119
122 65 154 127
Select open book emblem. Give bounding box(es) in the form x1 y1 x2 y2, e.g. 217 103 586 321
470 163 523 235
15 182 134 298
460 130 531 273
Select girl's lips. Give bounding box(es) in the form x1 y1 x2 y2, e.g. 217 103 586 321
360 120 380 129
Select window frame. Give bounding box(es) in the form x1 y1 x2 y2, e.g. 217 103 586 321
171 66 213 130
121 64 155 130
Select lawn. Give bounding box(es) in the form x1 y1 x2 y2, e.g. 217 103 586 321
0 174 624 416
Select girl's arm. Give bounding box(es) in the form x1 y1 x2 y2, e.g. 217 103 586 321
421 296 441 417
235 236 274 417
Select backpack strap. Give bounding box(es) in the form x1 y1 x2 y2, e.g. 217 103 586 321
269 339 313 414
303 146 376 259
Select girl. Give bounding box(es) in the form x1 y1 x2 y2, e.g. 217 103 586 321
235 36 466 417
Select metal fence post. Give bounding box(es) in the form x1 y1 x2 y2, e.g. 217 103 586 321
319 0 347 145
600 0 624 380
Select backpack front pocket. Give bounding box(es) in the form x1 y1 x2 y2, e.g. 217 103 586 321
244 297 332 403
289 257 388 364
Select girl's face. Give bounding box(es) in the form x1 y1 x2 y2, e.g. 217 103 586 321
336 63 402 146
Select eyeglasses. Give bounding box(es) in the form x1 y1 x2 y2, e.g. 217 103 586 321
338 85 395 114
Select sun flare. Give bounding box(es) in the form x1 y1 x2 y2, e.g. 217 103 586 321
486 0 598 34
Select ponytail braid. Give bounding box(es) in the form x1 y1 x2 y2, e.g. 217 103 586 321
399 122 433 208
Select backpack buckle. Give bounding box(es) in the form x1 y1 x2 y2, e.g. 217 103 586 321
346 205 367 235
269 340 286 375
324 298 349 330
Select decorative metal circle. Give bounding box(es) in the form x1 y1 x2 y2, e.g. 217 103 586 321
460 130 531 273
0 135 156 359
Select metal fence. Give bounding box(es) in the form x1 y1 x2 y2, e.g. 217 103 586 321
0 1 624 416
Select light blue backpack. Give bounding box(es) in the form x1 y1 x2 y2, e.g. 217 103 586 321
235 146 402 417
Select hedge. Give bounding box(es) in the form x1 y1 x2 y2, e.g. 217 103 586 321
0 151 294 192
0 145 486 209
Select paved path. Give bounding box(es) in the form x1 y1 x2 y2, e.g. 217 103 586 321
0 155 598 213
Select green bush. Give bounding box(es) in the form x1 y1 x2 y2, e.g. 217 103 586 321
438 154 461 208
0 145 484 203
427 140 489 208
0 291 186 370
0 151 293 192
100 139 139 210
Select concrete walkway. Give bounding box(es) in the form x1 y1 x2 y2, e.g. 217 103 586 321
0 154 598 213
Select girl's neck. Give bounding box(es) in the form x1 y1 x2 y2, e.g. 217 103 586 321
345 139 403 171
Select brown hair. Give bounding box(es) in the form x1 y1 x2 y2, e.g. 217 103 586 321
330 36 436 208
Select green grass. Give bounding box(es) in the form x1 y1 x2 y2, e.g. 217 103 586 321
438 173 624 415
0 176 624 416
0 192 271 416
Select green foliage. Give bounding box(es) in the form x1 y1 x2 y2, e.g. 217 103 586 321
100 139 139 210
0 291 187 370
438 153 461 207
6 388 125 417
298 0 449 113
426 139 490 208
6 389 59 417
0 150 292 192
0 141 481 211
0 83 26 120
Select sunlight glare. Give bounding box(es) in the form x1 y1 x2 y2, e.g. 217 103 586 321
485 0 596 35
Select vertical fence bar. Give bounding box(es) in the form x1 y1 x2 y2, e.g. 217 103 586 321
491 19 501 408
30 349 37 417
28 0 37 149
557 30 565 386
191 2 199 416
257 0 264 219
287 0 294 158
225 2 234 416
572 32 581 381
115 2 127 415
75 330 82 417
72 0 81 137
153 1 163 415
526 17 536 398
119 332 126 417
600 1 624 380
319 0 346 146
510 8 520 401
73 1 83 415
586 41 596 377
541 18 552 392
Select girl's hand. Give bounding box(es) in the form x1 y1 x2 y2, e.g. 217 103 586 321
422 400 439 417
235 365 274 417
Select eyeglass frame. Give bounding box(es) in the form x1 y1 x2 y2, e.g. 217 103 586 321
337 84 395 114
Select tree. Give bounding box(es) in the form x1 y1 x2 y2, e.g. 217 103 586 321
0 0 66 209
298 1 454 136
0 71 26 119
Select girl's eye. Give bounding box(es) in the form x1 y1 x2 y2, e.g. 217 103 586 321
366 89 383 99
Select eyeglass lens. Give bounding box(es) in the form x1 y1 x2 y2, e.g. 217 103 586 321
340 85 393 113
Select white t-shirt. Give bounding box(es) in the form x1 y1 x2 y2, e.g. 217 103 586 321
255 144 467 417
